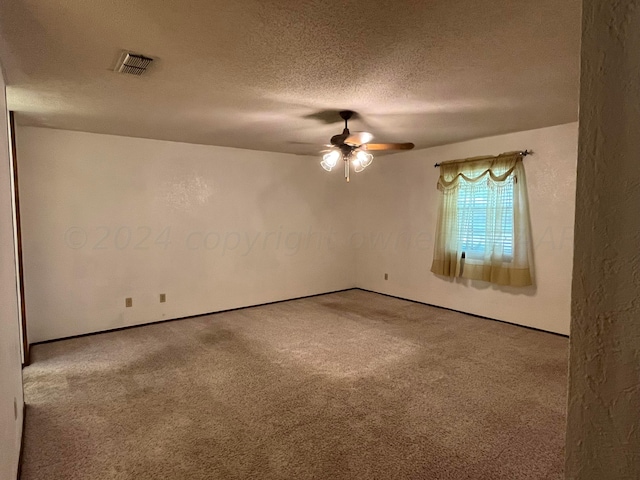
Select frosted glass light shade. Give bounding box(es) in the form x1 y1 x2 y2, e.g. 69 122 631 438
353 150 373 172
357 150 373 167
321 150 341 171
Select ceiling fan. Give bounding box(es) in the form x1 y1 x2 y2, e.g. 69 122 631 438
320 110 414 182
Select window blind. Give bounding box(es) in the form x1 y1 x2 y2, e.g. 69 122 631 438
457 179 514 258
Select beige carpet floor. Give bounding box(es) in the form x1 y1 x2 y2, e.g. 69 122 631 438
21 289 568 479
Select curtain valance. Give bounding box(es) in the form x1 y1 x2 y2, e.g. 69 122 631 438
437 153 522 191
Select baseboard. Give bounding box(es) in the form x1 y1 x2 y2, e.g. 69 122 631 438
30 287 358 346
29 286 566 347
16 403 26 480
355 287 569 338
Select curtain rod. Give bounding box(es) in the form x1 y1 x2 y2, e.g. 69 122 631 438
433 150 533 168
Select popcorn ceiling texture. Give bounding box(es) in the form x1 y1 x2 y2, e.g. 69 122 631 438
0 0 580 154
566 0 640 478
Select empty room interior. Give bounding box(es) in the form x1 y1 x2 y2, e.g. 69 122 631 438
1 1 639 479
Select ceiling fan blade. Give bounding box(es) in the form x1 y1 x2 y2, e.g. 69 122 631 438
345 131 374 146
362 143 415 151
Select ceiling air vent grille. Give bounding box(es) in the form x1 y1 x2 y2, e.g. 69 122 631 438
115 53 153 76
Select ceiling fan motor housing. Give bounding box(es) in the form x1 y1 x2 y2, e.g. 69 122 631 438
340 143 354 158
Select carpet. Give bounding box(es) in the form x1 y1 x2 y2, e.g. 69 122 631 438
21 289 568 479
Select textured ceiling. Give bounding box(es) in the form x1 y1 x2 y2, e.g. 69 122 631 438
0 0 581 155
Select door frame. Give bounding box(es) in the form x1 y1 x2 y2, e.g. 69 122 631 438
9 111 29 366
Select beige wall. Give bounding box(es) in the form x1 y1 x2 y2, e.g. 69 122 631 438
566 0 640 477
0 65 24 479
17 127 355 343
354 123 578 335
17 122 578 344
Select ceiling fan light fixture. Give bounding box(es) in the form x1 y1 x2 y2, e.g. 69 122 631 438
321 149 341 171
356 150 373 168
318 110 412 181
353 150 373 172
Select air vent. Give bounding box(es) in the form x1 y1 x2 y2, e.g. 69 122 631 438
115 52 153 76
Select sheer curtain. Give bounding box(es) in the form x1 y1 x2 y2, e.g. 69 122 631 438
430 152 534 287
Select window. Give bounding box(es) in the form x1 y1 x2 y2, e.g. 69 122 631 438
430 153 533 287
457 177 514 260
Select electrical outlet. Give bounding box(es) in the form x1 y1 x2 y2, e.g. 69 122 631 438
125 297 132 308
160 293 166 303
384 273 388 280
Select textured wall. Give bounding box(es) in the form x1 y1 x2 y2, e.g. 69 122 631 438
565 0 640 478
0 65 25 479
17 127 355 343
355 123 578 335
